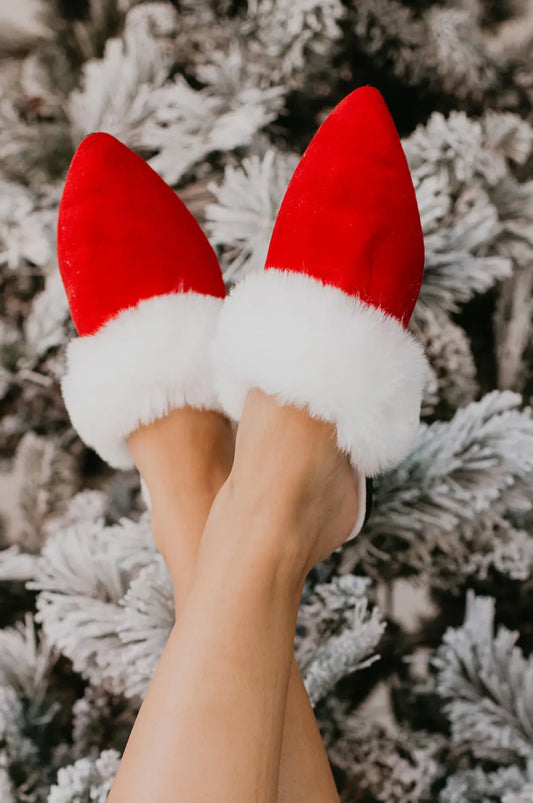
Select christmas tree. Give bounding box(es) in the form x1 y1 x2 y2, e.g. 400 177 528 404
1 1 533 800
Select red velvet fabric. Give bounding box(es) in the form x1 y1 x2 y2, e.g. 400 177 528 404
57 133 226 336
265 86 424 327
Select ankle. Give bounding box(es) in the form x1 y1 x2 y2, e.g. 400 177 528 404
128 408 234 506
200 475 312 589
146 461 230 515
127 408 234 585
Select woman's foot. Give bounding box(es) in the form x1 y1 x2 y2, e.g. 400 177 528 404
212 388 361 578
127 407 235 607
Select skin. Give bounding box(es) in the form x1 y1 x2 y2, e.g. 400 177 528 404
108 389 360 802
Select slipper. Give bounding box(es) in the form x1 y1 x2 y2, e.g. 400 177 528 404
57 132 227 470
212 86 427 541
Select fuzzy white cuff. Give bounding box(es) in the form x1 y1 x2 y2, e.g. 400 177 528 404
212 269 427 478
62 292 225 469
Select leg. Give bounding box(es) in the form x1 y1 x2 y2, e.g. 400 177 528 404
123 404 342 801
277 662 340 802
127 406 235 611
108 389 359 802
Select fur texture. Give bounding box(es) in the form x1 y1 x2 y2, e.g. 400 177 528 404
62 292 225 469
212 269 428 477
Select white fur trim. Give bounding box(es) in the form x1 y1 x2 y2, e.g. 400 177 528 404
62 292 225 469
212 269 427 477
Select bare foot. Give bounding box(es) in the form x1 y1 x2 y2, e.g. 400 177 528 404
127 407 235 604
219 388 361 576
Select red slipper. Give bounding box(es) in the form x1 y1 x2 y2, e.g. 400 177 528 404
213 87 427 540
58 133 226 469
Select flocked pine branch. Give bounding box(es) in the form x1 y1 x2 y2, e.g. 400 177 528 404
440 765 532 803
67 3 179 145
48 489 109 531
71 684 136 761
406 110 533 320
492 176 533 391
321 697 446 803
405 110 533 192
495 262 533 392
47 750 120 803
29 492 171 700
0 618 62 803
144 58 286 186
461 518 533 585
0 0 50 55
0 685 42 803
373 501 533 592
410 305 478 413
168 0 345 89
205 149 299 282
339 391 533 582
0 614 57 720
68 2 288 186
25 270 69 360
404 110 533 315
418 186 512 314
435 591 533 765
0 83 70 187
348 0 503 103
1 432 78 551
421 357 440 418
32 524 128 694
35 0 134 94
0 175 57 272
296 575 374 666
0 545 39 582
0 769 14 803
31 508 156 696
115 557 174 698
504 783 533 803
295 575 385 705
243 0 344 83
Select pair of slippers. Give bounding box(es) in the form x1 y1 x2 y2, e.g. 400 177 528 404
57 86 427 543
